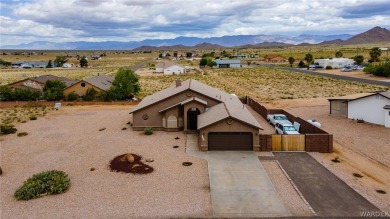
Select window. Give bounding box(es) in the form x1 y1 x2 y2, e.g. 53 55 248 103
81 82 86 87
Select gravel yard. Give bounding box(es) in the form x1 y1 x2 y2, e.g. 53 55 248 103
0 105 212 218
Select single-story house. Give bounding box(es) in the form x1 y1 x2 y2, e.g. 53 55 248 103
63 74 114 98
62 63 73 68
8 75 76 91
12 61 49 68
315 58 354 69
155 61 186 75
264 55 286 62
129 79 263 151
328 91 390 128
214 59 241 68
232 54 249 59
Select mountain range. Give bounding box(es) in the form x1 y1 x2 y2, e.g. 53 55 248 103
1 26 389 50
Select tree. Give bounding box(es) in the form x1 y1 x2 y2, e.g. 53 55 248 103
298 60 306 68
369 47 381 63
0 58 12 66
158 53 163 58
83 88 97 101
80 57 88 67
304 53 313 70
46 60 53 68
186 52 192 58
354 55 364 65
54 56 68 67
335 51 343 58
173 52 178 57
109 68 140 100
199 58 208 67
206 59 217 67
43 80 66 101
288 57 295 67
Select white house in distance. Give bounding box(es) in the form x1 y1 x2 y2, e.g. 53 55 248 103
214 59 241 68
328 91 390 128
155 61 186 75
315 58 354 69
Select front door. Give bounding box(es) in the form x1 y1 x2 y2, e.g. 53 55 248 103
187 108 200 130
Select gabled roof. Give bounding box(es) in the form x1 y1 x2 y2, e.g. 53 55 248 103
158 97 208 113
198 96 263 130
347 91 390 102
8 74 76 87
328 93 373 101
84 74 113 91
130 78 262 130
156 61 183 69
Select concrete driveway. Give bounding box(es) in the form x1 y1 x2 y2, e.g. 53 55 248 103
207 151 290 217
273 152 379 217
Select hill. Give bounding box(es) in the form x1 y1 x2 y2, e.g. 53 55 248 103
343 26 390 44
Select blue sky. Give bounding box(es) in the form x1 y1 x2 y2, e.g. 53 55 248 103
1 0 389 45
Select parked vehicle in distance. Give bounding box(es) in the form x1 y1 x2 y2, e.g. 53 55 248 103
309 64 323 69
341 67 353 72
267 114 291 126
307 119 321 128
275 123 300 134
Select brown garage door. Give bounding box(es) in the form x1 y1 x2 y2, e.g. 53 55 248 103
208 132 253 151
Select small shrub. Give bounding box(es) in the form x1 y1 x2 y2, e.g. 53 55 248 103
331 156 340 163
14 170 70 200
376 189 386 194
122 127 127 130
326 65 332 69
353 173 363 178
0 124 17 134
182 162 193 166
67 92 79 101
29 115 37 120
99 128 106 131
144 127 153 135
90 168 95 171
17 132 28 137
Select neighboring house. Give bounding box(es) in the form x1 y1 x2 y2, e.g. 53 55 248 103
8 75 76 91
12 61 48 68
63 74 114 98
315 58 354 69
62 63 73 68
264 54 287 62
328 91 390 128
232 54 249 58
155 61 186 75
129 79 263 151
214 59 241 68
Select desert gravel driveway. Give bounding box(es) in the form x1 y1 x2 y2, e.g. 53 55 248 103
273 152 379 217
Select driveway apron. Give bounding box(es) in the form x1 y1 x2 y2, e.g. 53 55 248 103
207 151 290 217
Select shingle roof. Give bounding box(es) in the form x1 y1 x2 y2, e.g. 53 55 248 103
328 93 373 101
130 78 262 129
158 97 208 113
380 91 390 99
9 75 77 87
156 61 180 69
84 74 113 91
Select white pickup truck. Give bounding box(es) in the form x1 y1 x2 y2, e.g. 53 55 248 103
267 114 291 126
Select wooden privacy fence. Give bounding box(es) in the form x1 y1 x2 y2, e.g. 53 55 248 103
243 96 333 153
271 135 305 151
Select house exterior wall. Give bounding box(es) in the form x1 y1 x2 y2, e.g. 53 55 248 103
314 58 354 68
163 65 186 75
229 63 241 68
348 94 390 126
63 81 103 97
155 67 164 73
198 118 260 151
132 90 221 130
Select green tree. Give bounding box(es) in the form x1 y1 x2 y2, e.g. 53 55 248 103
298 60 306 68
0 58 12 66
335 51 343 58
206 59 217 67
158 53 163 58
67 92 79 101
173 52 178 57
369 47 382 63
354 55 364 65
288 57 295 67
54 56 68 67
199 58 208 67
186 52 192 58
80 56 88 67
109 68 140 100
0 85 14 100
83 88 97 101
46 60 53 68
304 53 313 70
43 80 66 101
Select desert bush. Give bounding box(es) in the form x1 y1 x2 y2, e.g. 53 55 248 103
17 132 28 137
67 92 79 101
326 65 332 70
14 170 70 200
82 88 97 101
297 60 306 68
0 123 17 134
144 127 153 135
29 115 37 120
364 63 390 77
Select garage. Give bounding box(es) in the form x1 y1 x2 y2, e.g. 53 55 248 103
208 132 253 151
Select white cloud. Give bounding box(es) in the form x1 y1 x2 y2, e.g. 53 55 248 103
0 0 389 45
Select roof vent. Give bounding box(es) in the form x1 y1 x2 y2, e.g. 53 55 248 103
176 78 182 87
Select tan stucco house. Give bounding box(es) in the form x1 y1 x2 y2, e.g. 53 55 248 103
63 74 113 98
130 79 263 151
8 75 76 91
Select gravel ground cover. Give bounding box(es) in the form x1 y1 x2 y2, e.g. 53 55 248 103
0 105 212 218
261 160 313 217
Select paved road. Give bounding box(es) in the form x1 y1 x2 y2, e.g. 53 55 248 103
128 58 154 71
185 135 290 217
273 152 379 217
263 64 390 87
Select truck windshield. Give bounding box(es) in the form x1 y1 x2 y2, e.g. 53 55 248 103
284 126 296 131
275 116 287 120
